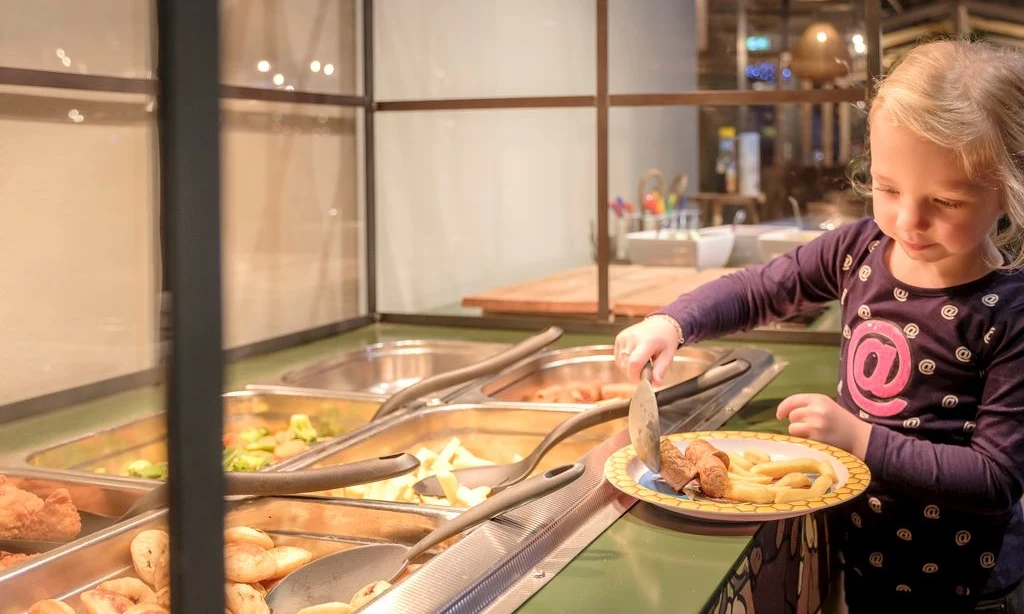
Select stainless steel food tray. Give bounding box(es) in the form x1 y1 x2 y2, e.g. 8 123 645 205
449 345 727 405
284 402 624 504
0 495 459 613
10 388 384 481
2 346 783 614
358 346 784 614
0 468 153 561
278 339 512 399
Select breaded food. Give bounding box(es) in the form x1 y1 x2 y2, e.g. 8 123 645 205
0 475 81 541
658 439 697 491
27 600 76 614
0 550 35 570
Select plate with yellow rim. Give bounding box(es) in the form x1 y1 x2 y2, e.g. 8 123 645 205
604 430 871 522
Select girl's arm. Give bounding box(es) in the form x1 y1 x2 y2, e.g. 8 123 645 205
863 317 1024 514
654 220 866 344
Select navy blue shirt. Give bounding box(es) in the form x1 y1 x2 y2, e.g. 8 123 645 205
658 217 1024 607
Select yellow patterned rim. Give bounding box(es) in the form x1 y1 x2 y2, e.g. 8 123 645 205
604 431 871 518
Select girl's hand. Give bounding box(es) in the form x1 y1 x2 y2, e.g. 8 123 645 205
776 393 872 459
614 317 681 386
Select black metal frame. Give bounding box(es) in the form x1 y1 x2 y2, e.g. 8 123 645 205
157 1 226 610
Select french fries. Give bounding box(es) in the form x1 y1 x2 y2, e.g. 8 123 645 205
742 449 771 465
330 437 497 507
667 438 838 506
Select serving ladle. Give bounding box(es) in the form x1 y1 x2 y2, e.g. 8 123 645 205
412 357 750 498
265 462 585 612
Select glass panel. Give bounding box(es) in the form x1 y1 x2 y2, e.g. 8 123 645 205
221 0 360 96
221 100 364 348
610 103 868 264
608 0 700 94
696 103 867 228
374 108 596 315
610 103 862 332
374 0 596 100
610 0 867 94
0 0 153 78
0 86 159 405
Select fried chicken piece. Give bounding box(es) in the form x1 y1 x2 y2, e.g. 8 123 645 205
0 475 81 541
658 439 697 491
27 489 81 541
0 550 36 570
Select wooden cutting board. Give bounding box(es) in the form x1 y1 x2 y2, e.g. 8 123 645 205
614 267 740 317
461 265 684 315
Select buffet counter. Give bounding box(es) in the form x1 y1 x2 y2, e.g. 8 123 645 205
0 323 840 614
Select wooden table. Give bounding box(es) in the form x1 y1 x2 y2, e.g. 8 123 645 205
613 267 738 317
688 192 767 226
461 265 739 317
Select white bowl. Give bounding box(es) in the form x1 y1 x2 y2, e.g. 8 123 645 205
758 228 827 262
701 224 799 266
626 228 736 269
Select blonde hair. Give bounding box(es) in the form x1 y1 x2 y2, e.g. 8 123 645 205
852 38 1024 269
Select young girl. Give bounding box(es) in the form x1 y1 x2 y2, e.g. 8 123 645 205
615 39 1024 612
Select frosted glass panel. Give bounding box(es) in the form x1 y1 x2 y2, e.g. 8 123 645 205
609 106 700 207
608 0 698 94
0 87 158 405
375 108 596 313
221 100 363 348
0 0 153 78
221 0 360 95
375 0 596 100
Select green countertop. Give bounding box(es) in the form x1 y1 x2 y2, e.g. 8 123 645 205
0 323 840 613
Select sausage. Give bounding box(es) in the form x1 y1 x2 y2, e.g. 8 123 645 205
658 439 697 491
696 455 729 498
683 439 730 470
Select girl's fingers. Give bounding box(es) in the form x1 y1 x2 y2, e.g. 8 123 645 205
651 347 676 387
614 333 635 370
788 422 813 439
626 339 657 381
776 394 817 420
784 406 813 425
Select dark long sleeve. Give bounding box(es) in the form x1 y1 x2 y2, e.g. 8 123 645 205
656 224 855 344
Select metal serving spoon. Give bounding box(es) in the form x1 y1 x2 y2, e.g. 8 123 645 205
412 358 750 498
265 462 585 612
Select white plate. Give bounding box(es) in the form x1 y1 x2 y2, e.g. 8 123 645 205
604 431 870 522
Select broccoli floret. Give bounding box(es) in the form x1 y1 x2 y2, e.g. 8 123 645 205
228 453 272 472
127 459 168 480
286 414 319 443
239 427 270 444
126 459 152 477
244 440 276 452
222 446 241 470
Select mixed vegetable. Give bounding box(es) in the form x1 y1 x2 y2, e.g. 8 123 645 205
124 414 327 480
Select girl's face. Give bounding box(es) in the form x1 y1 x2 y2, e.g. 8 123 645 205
869 109 1003 283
